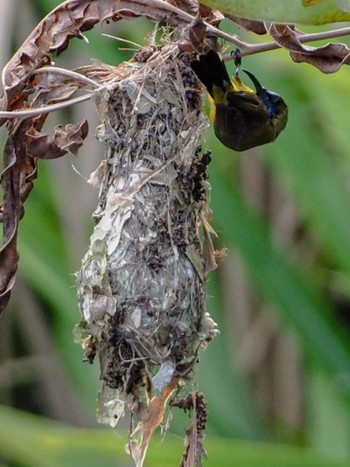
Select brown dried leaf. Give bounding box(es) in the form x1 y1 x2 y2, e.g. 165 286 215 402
290 42 350 72
267 23 350 72
199 4 224 26
129 378 178 467
1 0 190 116
31 72 83 95
182 6 224 53
187 14 208 52
1 0 195 315
0 72 87 313
0 247 18 312
0 114 87 313
25 120 88 159
0 138 37 312
226 15 267 34
168 0 198 15
54 120 89 155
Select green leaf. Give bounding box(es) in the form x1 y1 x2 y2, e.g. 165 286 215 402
199 0 350 24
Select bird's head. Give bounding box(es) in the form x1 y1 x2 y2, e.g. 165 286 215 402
243 69 288 132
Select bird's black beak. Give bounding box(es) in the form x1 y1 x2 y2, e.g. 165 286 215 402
242 69 264 95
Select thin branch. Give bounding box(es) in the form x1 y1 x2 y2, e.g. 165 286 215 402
31 67 101 89
152 0 246 47
297 25 350 42
101 33 143 49
0 93 92 119
223 25 350 60
153 0 350 57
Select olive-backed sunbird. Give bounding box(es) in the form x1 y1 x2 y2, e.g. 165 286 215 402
191 50 288 151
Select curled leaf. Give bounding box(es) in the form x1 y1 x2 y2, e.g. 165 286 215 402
226 15 267 34
0 139 37 313
168 0 198 15
290 42 350 72
1 0 192 116
267 24 350 72
25 120 89 159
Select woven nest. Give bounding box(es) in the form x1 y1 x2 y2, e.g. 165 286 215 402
76 43 218 465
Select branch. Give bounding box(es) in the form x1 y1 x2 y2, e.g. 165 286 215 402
223 25 350 60
31 67 101 89
0 94 92 119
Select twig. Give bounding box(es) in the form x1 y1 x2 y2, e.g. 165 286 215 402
151 0 246 47
31 66 101 89
223 25 350 60
0 93 92 119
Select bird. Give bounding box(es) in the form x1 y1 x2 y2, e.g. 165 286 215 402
191 50 288 151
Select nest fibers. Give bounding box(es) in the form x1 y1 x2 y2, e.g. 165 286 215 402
76 44 218 464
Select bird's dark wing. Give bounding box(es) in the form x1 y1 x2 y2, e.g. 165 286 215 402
191 50 232 98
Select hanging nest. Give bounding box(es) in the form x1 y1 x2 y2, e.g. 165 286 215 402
76 43 218 466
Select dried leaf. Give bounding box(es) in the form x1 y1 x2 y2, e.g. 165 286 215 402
171 392 208 467
1 0 192 117
54 120 89 155
168 0 198 15
267 23 350 72
226 15 267 34
199 4 224 26
129 378 178 467
0 75 89 312
25 120 88 159
187 14 209 52
0 139 37 312
290 42 350 72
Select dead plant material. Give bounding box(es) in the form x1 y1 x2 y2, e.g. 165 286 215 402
171 391 208 467
0 0 225 314
0 0 224 119
267 24 350 72
76 44 218 466
0 72 89 313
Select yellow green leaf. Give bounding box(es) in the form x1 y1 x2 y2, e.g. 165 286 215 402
200 0 350 24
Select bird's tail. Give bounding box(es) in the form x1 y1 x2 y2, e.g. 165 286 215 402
191 50 231 99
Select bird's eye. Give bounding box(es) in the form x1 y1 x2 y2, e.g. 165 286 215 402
261 91 284 118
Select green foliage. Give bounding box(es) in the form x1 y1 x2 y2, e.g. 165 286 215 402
200 0 350 24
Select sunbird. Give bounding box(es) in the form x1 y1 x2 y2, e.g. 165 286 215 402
191 50 288 151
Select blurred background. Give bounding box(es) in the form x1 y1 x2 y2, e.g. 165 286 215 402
1 0 350 466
